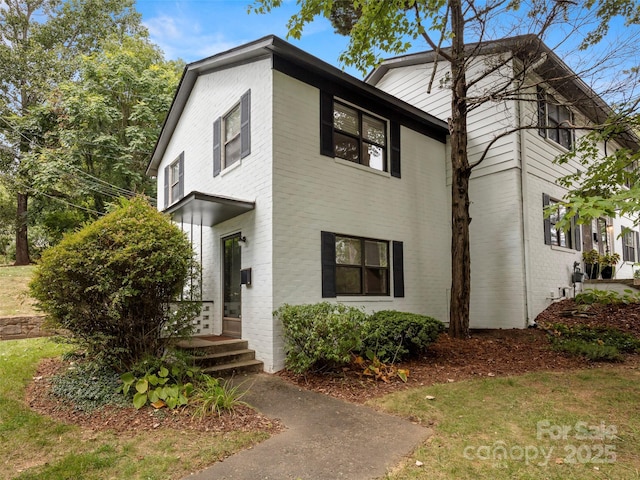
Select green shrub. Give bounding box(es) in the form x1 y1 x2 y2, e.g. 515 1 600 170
274 302 368 374
30 197 201 370
550 323 640 353
576 289 640 305
551 338 623 362
51 361 129 412
362 310 445 362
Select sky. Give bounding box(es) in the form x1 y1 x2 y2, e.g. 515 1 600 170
135 0 426 79
135 0 640 94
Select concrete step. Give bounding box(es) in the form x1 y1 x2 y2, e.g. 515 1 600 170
190 349 257 368
178 338 248 355
202 359 264 376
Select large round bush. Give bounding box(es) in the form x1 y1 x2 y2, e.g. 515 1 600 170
30 197 200 369
362 311 444 362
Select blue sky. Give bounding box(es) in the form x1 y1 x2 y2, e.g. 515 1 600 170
135 1 640 89
135 0 427 79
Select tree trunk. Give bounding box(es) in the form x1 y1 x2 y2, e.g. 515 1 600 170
448 0 471 339
14 191 30 265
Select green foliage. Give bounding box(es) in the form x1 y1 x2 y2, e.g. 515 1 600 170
550 323 640 353
575 288 640 305
551 338 623 361
191 377 248 417
120 364 194 410
50 361 129 412
362 310 445 363
274 302 368 374
30 197 201 369
582 249 600 263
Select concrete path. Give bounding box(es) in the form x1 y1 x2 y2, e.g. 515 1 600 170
186 374 430 480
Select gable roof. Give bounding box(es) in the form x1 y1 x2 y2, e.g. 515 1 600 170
367 34 639 151
147 35 449 176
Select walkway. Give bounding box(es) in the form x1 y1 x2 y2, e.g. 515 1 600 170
186 374 430 480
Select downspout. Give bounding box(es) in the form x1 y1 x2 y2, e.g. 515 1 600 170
517 91 534 327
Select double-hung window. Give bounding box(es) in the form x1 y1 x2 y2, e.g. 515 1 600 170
213 90 251 177
321 231 405 298
334 235 389 295
320 92 401 177
543 194 580 251
333 102 387 172
622 228 639 262
163 152 184 207
224 103 242 168
538 88 573 150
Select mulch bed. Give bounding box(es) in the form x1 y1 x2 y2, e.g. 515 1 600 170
25 358 283 435
24 299 640 431
279 299 640 404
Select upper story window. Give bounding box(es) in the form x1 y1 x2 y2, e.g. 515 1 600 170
224 103 242 168
538 88 573 150
543 193 581 251
333 101 387 172
163 152 184 207
320 91 401 178
213 90 251 177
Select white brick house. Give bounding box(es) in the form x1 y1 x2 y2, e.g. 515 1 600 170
148 35 639 372
147 36 450 372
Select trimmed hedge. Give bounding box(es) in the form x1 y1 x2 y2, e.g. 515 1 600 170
362 310 445 362
275 303 445 373
275 302 368 374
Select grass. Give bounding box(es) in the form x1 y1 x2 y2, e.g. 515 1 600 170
0 338 269 480
375 368 640 479
0 265 37 317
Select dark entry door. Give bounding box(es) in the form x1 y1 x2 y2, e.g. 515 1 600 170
222 235 241 338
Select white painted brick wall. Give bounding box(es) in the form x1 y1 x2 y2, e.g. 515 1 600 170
271 72 451 369
156 58 278 371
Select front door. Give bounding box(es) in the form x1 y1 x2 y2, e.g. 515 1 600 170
222 234 242 338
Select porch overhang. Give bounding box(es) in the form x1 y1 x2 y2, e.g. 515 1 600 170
164 191 255 226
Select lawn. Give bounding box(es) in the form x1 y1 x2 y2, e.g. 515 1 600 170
0 338 269 480
0 265 37 317
376 367 640 479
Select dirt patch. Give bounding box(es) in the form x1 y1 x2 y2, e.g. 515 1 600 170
279 300 640 404
25 358 283 435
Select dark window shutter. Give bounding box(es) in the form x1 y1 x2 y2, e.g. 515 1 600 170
571 215 580 251
321 231 336 298
390 121 401 178
543 193 552 245
392 241 404 298
163 165 169 208
213 117 221 177
636 232 640 262
177 152 184 200
320 91 334 157
240 89 251 158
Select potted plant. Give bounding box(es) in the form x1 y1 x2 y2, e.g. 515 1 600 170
582 249 600 279
634 264 640 285
599 252 620 279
